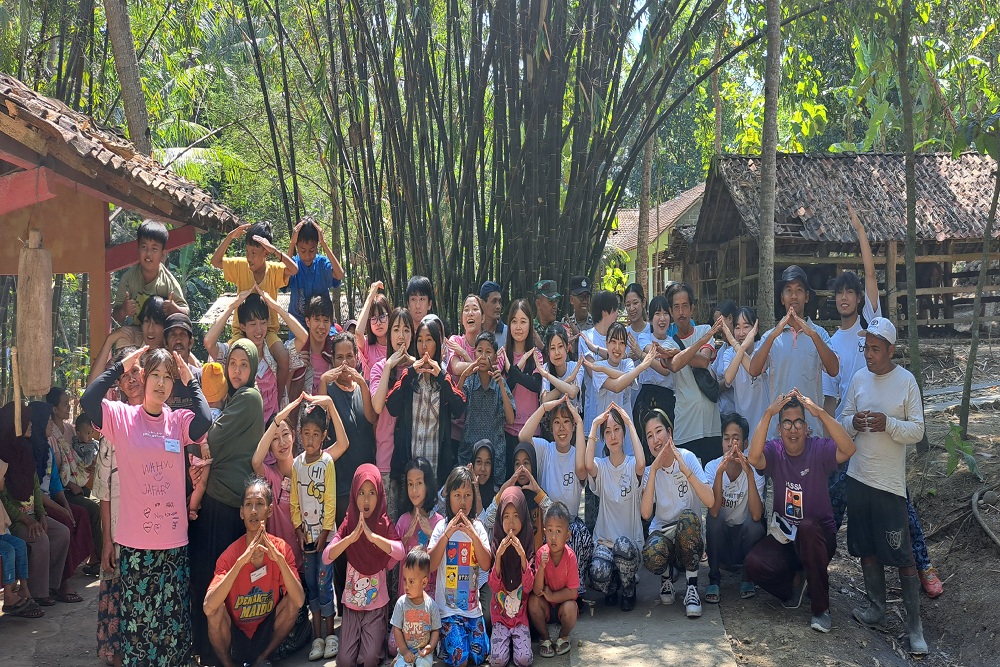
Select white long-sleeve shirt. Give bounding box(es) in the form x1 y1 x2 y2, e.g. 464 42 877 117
840 364 924 497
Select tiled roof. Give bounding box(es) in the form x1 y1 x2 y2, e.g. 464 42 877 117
0 74 239 233
697 152 998 245
609 183 705 251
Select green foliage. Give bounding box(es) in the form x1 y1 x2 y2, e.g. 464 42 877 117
942 423 983 481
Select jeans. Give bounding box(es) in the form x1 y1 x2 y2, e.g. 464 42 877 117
303 550 335 617
0 533 29 583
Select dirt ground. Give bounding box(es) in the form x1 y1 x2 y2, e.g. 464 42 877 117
720 337 1000 667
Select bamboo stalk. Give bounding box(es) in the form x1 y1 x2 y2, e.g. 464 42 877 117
12 346 21 437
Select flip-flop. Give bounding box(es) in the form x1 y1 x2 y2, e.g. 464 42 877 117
555 637 571 656
704 584 721 604
55 591 84 603
82 564 101 577
739 581 757 599
34 597 56 607
539 640 555 658
5 599 44 618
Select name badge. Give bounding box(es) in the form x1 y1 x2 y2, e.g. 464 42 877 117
164 438 181 453
250 566 267 582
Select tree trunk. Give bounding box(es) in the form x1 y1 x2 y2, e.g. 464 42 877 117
636 127 654 294
960 164 1000 437
757 0 781 328
897 0 929 453
712 24 724 155
103 0 152 155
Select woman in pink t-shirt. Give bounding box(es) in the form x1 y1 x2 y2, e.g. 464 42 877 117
81 346 211 666
357 281 391 382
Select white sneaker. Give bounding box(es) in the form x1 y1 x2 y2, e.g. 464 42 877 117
308 637 325 661
684 584 703 618
660 576 675 604
324 634 340 659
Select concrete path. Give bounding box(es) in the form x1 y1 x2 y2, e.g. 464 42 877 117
1 567 738 667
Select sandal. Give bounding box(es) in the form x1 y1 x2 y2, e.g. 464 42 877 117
739 581 757 599
704 584 720 604
82 563 101 577
34 597 56 607
539 640 555 658
555 637 571 656
55 591 84 603
5 598 44 618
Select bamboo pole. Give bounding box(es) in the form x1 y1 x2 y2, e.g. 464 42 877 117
12 346 21 437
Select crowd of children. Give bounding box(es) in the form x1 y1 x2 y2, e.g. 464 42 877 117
0 206 948 666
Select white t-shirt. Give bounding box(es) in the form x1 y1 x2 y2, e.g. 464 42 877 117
593 357 638 455
533 438 584 519
758 319 836 439
428 519 492 619
713 342 736 415
822 300 881 419
643 449 708 533
721 342 771 439
704 454 767 526
579 328 608 431
636 331 674 390
663 325 722 445
588 455 644 546
541 361 583 414
841 365 925 497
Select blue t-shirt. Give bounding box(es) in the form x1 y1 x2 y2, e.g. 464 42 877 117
287 255 341 327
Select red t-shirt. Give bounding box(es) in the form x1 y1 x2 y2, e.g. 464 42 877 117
211 534 300 637
536 544 579 594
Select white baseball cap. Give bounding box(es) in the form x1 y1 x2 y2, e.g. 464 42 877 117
858 317 896 345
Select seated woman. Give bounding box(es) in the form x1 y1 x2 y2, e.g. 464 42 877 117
520 396 593 596
88 296 168 384
205 477 305 667
744 390 856 634
639 409 715 619
0 403 71 608
703 413 766 604
585 404 645 612
0 458 44 618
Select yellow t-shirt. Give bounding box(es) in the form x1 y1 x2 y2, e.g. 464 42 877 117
222 257 289 334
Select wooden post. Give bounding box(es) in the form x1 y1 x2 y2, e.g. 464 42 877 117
738 236 747 304
887 240 899 323
12 346 21 436
943 240 954 324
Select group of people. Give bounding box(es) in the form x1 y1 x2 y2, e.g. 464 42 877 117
0 201 943 667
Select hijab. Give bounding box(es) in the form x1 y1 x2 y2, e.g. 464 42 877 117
512 441 540 511
335 463 400 576
491 486 533 591
226 338 260 392
0 402 37 502
473 439 494 508
28 400 52 481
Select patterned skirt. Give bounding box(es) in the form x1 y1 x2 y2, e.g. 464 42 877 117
96 571 122 663
118 545 192 666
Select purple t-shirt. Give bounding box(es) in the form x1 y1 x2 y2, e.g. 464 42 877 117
761 437 840 534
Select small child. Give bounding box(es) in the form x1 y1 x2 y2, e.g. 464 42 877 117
391 548 442 667
429 466 493 667
71 414 99 468
287 216 345 334
112 220 189 322
0 459 41 618
290 404 338 661
528 502 579 657
187 362 229 520
212 221 298 401
458 331 515 467
488 487 535 667
397 457 444 594
324 464 404 667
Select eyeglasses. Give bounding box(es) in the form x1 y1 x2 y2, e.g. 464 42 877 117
779 419 807 431
369 313 388 323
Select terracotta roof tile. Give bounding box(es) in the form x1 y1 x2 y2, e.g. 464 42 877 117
609 183 705 252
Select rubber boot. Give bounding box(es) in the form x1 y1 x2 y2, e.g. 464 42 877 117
852 563 887 630
900 574 929 655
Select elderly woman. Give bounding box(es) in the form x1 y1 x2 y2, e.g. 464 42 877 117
81 346 211 665
0 402 73 608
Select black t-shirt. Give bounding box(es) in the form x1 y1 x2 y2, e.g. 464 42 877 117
327 383 376 497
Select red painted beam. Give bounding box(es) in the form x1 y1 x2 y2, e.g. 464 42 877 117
0 167 56 215
105 223 198 272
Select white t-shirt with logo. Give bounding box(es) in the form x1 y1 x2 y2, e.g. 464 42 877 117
704 455 767 526
533 438 584 520
592 357 638 456
643 448 708 533
636 331 674 390
721 342 771 439
822 300 880 419
588 455 644 546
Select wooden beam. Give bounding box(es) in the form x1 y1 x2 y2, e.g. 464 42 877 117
104 224 198 272
0 167 56 215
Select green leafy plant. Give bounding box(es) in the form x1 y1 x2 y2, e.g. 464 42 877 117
942 423 984 481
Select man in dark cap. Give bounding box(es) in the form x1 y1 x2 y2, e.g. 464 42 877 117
480 280 507 348
564 276 594 361
748 265 839 438
533 279 561 344
164 312 203 411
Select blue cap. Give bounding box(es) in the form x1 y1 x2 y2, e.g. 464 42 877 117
480 281 501 300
